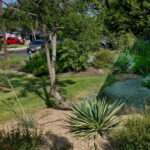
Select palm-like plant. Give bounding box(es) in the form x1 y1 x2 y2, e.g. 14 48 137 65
67 98 124 139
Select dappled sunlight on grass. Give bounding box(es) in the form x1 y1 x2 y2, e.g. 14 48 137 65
0 73 117 122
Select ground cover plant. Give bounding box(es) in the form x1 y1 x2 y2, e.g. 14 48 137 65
101 78 150 108
0 72 116 122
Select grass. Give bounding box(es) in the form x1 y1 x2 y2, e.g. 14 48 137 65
0 55 26 70
0 73 117 122
1 43 28 49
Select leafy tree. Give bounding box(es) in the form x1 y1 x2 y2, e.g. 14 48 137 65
2 0 102 105
103 0 150 35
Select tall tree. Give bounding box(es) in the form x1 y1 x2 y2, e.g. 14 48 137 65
2 0 100 106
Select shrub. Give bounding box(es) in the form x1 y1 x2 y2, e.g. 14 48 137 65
22 39 89 76
57 38 89 72
22 52 48 77
112 115 150 150
129 39 150 76
93 49 116 69
114 54 133 73
129 38 150 56
109 32 136 50
0 114 43 150
142 79 150 89
132 55 150 76
67 97 124 140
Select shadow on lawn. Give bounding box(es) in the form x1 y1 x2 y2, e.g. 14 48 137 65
0 73 75 107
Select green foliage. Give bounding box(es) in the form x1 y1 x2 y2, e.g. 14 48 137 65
67 97 123 139
93 49 116 69
112 115 150 150
0 41 3 51
109 33 136 50
132 56 150 76
129 39 150 76
142 79 150 89
0 115 42 150
23 40 89 76
130 39 150 56
114 54 132 73
57 39 89 72
22 52 48 77
103 0 150 36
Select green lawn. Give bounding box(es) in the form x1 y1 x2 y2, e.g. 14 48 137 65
7 43 28 48
0 55 26 70
0 73 117 122
0 44 28 49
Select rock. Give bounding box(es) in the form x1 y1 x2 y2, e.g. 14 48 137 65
26 74 34 78
101 78 150 108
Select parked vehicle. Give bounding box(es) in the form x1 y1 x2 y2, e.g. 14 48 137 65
27 40 45 53
26 40 45 58
0 37 25 45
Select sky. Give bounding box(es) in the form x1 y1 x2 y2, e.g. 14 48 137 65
3 0 16 7
5 0 16 2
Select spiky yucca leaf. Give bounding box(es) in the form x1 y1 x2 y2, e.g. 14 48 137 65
67 98 124 139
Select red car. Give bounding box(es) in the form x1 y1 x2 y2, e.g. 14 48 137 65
0 37 25 45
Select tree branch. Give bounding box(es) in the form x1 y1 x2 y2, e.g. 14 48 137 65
1 0 37 16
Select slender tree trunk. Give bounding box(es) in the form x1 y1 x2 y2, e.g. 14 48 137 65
0 0 8 60
31 28 36 41
50 32 67 105
2 25 8 60
43 26 67 106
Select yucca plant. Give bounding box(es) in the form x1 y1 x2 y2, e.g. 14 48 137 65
67 98 124 140
114 54 132 73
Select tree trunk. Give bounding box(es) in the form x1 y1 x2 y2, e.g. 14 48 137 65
0 1 8 60
2 25 8 60
43 26 68 106
50 32 68 105
31 28 36 41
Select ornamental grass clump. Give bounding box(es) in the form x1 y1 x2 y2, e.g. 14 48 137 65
67 97 124 140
